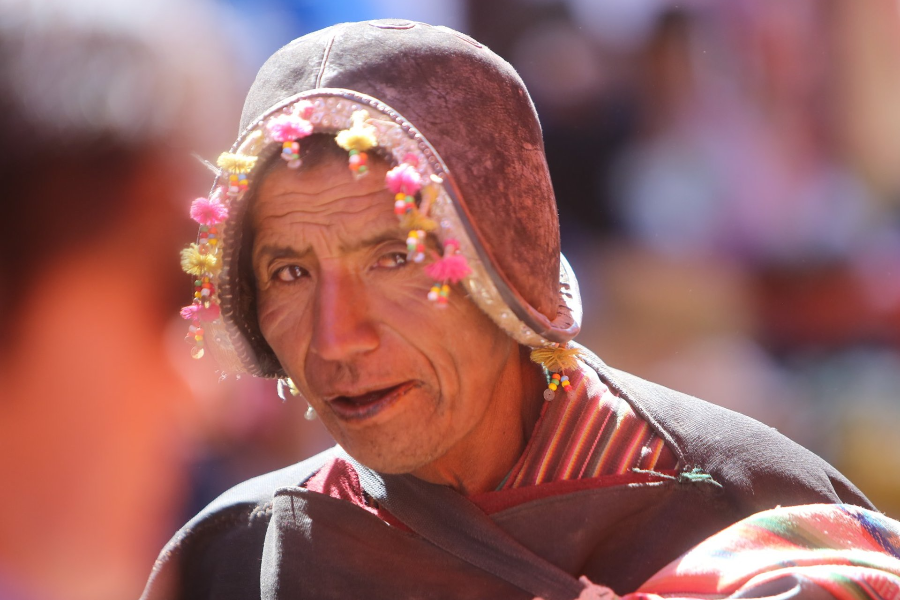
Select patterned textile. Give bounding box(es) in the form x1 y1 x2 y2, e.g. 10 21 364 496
501 364 679 489
567 504 900 600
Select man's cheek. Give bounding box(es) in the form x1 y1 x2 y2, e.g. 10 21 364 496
257 297 288 345
264 306 311 361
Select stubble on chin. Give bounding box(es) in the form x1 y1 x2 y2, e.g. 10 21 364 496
328 391 451 475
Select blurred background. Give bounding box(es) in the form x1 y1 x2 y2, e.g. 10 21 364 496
0 0 898 598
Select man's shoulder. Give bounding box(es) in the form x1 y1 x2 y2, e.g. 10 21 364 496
189 446 337 525
140 447 337 600
576 344 874 513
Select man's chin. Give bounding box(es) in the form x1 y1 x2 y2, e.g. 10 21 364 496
336 438 441 476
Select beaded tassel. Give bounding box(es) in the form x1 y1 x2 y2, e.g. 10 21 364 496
427 282 452 306
543 372 571 401
387 160 422 219
531 344 581 400
406 229 426 263
267 108 313 169
384 153 446 274
281 141 301 168
226 173 248 197
180 191 230 359
181 278 222 359
424 239 471 306
348 149 368 176
394 191 415 216
217 152 256 197
335 110 377 178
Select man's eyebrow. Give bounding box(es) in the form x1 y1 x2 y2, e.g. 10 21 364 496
339 230 406 254
254 231 406 263
254 244 311 263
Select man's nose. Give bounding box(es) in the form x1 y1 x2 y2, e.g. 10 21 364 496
309 268 379 361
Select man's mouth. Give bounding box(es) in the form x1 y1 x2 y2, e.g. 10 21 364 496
326 381 418 421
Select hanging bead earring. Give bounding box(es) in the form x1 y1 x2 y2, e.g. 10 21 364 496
276 378 293 402
276 378 316 419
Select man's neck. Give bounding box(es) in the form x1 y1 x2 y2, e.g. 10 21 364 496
410 346 547 495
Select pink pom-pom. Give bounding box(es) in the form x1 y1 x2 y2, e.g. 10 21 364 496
385 163 422 195
190 196 229 225
266 114 313 143
425 254 471 283
180 302 220 321
180 304 198 320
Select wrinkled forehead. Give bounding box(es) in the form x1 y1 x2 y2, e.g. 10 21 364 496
248 150 399 246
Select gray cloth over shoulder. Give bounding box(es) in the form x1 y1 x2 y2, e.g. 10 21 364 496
141 349 873 600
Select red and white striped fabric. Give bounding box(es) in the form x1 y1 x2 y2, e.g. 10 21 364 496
501 364 678 490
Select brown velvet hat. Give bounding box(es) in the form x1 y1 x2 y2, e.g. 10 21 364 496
181 19 582 377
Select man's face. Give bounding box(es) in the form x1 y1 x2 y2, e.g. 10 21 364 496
251 157 517 474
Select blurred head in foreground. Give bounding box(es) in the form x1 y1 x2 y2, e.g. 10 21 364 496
0 1 238 599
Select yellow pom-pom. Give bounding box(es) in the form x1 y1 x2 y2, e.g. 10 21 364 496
399 210 437 232
335 110 377 151
335 128 377 152
180 243 221 276
217 152 257 174
530 345 582 372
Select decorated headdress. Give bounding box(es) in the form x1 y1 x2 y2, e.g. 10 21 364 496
181 20 583 399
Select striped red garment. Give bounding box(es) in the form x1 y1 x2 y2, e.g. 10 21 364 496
501 365 678 490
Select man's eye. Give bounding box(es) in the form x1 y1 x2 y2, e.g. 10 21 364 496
273 265 307 282
373 252 408 269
